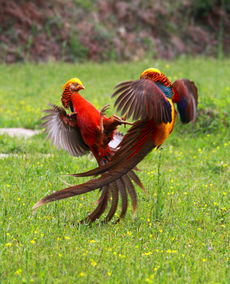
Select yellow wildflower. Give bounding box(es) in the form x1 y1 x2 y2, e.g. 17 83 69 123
143 252 152 256
153 265 160 272
15 269 22 275
90 260 97 267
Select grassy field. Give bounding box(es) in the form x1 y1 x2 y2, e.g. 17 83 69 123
0 58 229 283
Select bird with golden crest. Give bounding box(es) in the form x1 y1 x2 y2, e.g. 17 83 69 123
33 68 198 223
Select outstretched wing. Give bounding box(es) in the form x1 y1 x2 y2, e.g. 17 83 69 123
172 79 198 123
41 104 89 156
112 79 172 123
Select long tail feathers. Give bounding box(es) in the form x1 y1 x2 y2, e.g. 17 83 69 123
115 178 128 223
33 124 155 223
122 175 137 217
128 170 146 192
33 169 144 222
80 186 109 223
97 174 138 223
103 184 119 223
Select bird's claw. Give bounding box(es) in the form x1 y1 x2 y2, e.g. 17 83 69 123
100 104 110 116
112 115 133 125
121 114 127 121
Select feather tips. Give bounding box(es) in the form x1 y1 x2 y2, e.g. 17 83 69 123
113 79 172 123
41 104 89 156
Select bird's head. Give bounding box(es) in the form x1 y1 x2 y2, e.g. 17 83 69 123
61 77 85 109
62 78 85 92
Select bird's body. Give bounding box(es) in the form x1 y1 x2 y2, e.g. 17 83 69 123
34 69 198 223
44 78 130 165
142 98 176 148
37 77 142 222
70 91 110 162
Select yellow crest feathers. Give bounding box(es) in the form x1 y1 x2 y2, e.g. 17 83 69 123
140 68 161 78
62 77 84 90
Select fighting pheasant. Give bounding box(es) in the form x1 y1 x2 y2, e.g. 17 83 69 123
33 68 198 223
34 77 143 222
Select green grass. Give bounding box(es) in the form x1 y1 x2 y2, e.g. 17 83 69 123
0 58 229 283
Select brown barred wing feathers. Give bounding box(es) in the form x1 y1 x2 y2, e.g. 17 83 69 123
112 79 172 123
41 104 89 157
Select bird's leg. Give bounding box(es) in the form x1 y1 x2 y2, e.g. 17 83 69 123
100 104 110 115
100 104 110 129
99 104 110 143
112 114 134 126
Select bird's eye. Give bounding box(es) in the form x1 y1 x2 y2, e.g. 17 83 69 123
70 83 77 91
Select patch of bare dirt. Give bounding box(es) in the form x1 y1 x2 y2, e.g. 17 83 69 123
0 128 40 138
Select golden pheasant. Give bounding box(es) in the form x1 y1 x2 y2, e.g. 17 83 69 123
34 77 143 222
33 68 198 223
42 78 131 165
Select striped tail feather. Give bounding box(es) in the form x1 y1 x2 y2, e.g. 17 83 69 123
33 169 145 223
80 170 143 223
33 121 155 222
32 139 154 222
80 185 109 223
103 184 119 222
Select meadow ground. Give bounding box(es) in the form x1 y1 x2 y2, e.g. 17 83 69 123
0 58 229 283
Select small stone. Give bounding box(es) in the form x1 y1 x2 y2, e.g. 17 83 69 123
0 128 40 138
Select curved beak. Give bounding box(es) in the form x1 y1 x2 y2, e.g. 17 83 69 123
69 83 85 92
77 84 85 91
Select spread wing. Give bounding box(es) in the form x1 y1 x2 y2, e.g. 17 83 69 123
41 104 89 156
112 79 172 123
172 79 198 123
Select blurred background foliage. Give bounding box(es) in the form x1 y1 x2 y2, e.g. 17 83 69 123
0 0 229 63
